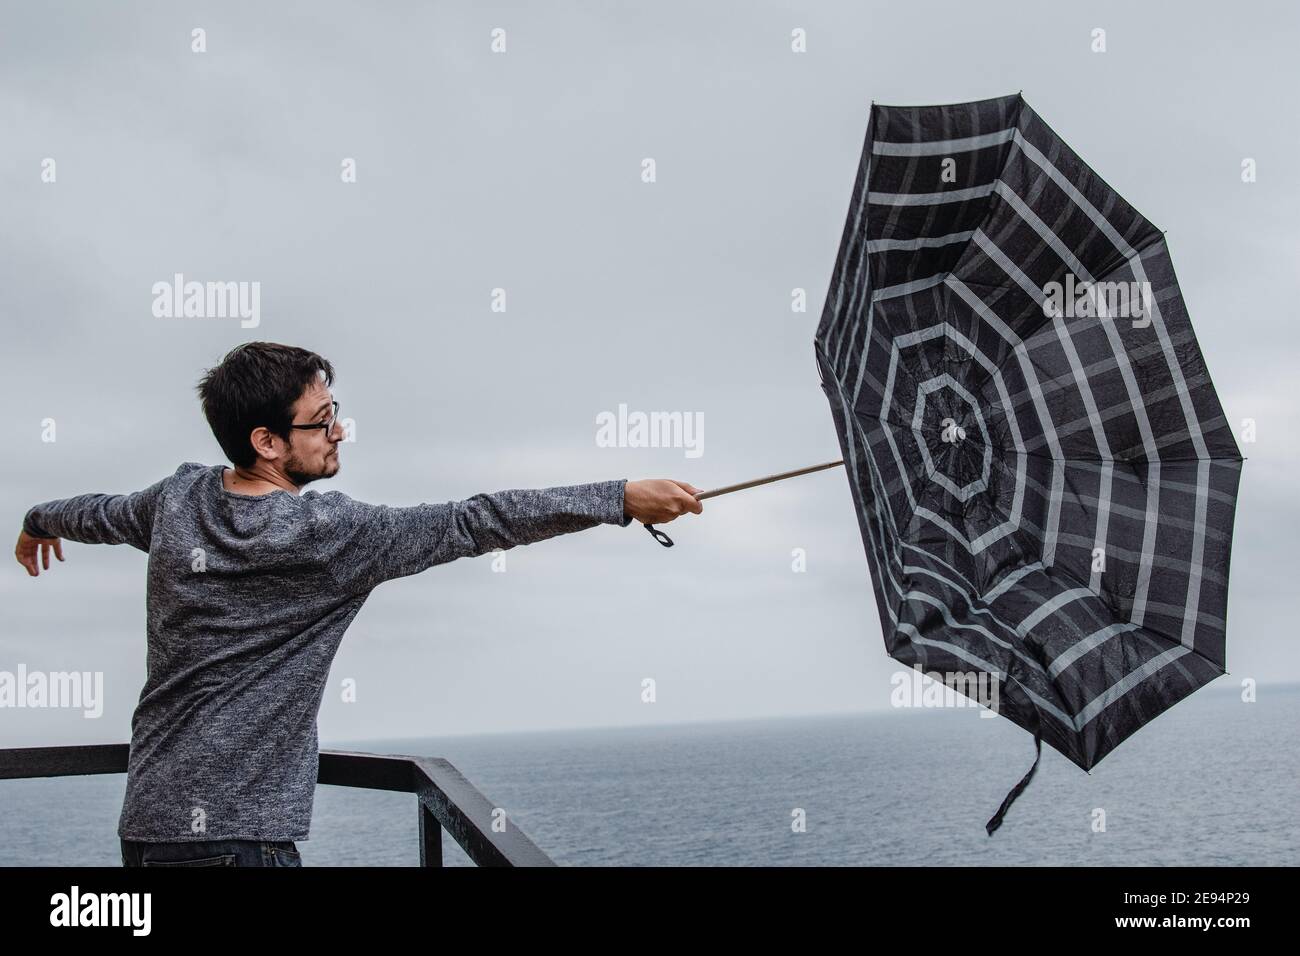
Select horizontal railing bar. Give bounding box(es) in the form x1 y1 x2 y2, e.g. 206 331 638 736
317 750 418 793
0 743 129 779
0 744 556 867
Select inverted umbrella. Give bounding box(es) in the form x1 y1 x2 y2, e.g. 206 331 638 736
810 93 1244 833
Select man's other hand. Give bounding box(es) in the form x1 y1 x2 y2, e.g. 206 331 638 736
15 529 64 577
623 479 704 525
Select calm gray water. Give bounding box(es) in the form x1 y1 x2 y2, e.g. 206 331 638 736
4 684 1296 866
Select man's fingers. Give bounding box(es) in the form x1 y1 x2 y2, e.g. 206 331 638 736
17 537 63 574
670 491 702 516
666 480 705 514
15 540 35 576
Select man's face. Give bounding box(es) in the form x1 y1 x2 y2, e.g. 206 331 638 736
281 378 342 487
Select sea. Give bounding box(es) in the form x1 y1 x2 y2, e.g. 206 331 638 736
3 683 1295 866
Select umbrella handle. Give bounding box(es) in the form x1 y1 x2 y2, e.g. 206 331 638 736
639 458 845 549
644 523 674 547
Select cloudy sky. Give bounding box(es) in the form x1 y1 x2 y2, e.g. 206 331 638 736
3 0 1295 748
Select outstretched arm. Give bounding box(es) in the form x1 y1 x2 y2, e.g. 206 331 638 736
17 475 173 575
312 477 702 595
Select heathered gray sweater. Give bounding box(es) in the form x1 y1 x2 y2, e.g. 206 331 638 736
22 461 633 842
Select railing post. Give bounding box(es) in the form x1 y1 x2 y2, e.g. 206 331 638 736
418 799 443 867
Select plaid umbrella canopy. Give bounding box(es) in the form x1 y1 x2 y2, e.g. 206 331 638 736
813 94 1243 834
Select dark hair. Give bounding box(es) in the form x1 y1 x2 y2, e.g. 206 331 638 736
195 342 335 468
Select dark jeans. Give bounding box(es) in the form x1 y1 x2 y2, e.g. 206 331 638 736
121 838 302 867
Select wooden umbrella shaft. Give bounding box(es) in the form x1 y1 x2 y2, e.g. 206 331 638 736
694 459 844 500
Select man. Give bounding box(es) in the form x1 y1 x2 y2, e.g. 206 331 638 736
15 341 702 867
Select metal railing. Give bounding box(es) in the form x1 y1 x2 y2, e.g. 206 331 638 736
0 743 556 866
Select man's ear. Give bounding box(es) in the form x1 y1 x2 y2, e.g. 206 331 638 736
248 426 283 463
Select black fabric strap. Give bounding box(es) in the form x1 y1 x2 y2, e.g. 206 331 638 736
644 523 674 547
985 703 1043 836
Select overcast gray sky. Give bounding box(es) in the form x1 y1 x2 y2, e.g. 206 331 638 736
3 0 1296 747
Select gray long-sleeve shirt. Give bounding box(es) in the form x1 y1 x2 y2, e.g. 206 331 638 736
22 461 633 842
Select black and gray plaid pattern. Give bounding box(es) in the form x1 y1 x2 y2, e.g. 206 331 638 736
814 94 1243 773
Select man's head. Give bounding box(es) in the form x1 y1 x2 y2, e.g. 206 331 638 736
196 342 343 487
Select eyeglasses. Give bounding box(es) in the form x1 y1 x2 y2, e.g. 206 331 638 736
289 400 339 433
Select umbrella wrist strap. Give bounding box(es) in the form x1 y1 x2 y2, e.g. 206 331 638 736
644 523 674 547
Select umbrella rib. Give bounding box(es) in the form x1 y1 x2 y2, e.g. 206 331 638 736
983 229 1173 383
845 415 927 556
1012 448 1244 465
872 416 948 547
939 96 1028 294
